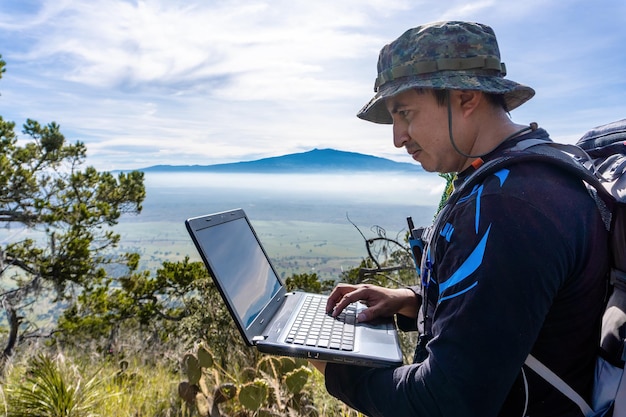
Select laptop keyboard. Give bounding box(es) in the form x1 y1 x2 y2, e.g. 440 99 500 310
285 294 356 351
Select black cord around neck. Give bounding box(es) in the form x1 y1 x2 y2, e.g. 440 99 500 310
446 90 538 159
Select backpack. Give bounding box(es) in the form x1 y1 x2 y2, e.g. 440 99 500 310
431 119 626 417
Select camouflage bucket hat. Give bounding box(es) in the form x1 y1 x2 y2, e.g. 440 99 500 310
357 21 535 124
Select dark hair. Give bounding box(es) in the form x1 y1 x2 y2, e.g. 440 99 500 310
415 88 508 111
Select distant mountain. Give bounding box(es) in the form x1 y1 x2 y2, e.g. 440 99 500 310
138 148 423 173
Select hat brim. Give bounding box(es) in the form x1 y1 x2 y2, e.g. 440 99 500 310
357 72 535 124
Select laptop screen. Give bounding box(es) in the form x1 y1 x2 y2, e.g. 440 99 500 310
194 216 282 328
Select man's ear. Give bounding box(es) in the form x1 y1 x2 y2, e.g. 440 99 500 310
456 90 482 117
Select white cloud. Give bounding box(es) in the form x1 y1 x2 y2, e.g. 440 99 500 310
13 1 386 95
0 0 625 170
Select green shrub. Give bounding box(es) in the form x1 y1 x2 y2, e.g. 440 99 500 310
5 353 102 417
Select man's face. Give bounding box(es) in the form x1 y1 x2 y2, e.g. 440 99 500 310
385 89 466 173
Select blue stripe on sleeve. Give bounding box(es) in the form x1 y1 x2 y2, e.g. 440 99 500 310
438 224 492 301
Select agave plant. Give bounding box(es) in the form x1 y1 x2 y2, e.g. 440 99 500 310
6 353 103 417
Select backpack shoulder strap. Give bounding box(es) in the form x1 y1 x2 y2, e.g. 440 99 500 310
448 139 612 212
448 140 614 230
525 354 595 417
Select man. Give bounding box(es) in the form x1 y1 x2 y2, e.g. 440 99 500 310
313 21 609 416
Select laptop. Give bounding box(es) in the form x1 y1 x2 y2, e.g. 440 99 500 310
185 208 403 368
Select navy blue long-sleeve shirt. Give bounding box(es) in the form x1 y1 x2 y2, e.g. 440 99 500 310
325 129 609 417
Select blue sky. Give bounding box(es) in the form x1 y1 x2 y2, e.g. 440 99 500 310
0 0 625 171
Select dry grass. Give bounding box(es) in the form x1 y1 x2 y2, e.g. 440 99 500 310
0 341 364 417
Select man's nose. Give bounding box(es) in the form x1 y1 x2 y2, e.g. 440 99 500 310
393 122 409 148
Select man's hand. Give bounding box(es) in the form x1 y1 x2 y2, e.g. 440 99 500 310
326 283 421 322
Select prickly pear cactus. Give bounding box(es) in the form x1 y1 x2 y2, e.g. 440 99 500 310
179 344 314 416
285 367 312 394
183 353 201 385
214 383 237 404
197 346 214 368
239 379 269 411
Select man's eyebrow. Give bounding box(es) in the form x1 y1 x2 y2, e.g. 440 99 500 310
389 101 405 114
